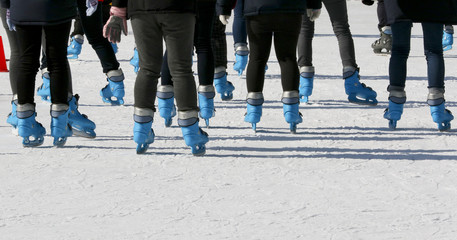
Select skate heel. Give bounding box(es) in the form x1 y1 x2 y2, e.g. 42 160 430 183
17 108 46 147
198 85 216 127
157 85 176 127
214 68 235 101
37 70 51 102
430 103 454 132
180 117 209 156
51 105 73 147
283 91 303 134
68 94 96 138
130 48 139 73
344 69 378 106
233 43 249 76
299 66 314 103
100 69 125 105
244 93 264 132
67 35 83 59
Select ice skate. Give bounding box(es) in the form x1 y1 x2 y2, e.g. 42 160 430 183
372 27 392 54
383 86 405 129
233 43 249 76
198 85 216 127
214 67 235 101
7 100 18 135
344 69 378 106
442 31 453 51
50 105 73 147
36 69 51 102
67 35 84 59
17 107 46 147
282 91 303 134
244 92 263 132
180 119 209 156
430 103 454 131
130 48 139 74
157 85 176 127
133 109 155 154
68 94 96 138
299 66 314 103
100 68 125 105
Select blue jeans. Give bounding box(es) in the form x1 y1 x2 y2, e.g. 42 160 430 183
233 0 247 45
389 21 444 88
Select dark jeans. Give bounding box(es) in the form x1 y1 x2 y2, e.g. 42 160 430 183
211 14 227 69
76 0 119 73
377 0 388 31
298 0 357 70
0 8 18 96
161 1 215 86
132 13 197 112
389 21 444 88
246 13 301 93
15 22 72 105
71 3 111 37
233 0 247 45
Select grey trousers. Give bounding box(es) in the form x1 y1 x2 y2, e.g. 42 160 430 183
298 0 358 71
131 13 198 113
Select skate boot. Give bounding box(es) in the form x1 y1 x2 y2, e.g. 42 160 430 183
442 30 453 51
198 85 216 127
157 85 176 127
51 104 73 147
344 68 378 105
7 98 18 135
100 68 125 105
111 42 118 54
299 66 314 103
129 48 139 74
133 108 155 154
233 43 249 76
179 113 209 156
214 66 235 101
67 34 84 59
36 69 51 102
372 27 392 54
282 91 303 134
383 86 406 129
427 88 454 131
244 92 264 132
17 104 46 147
68 94 96 138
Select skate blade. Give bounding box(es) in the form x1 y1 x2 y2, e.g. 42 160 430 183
348 96 378 106
67 54 79 60
136 143 150 154
22 136 44 147
191 145 206 156
388 120 397 130
437 122 451 132
72 128 96 138
443 45 452 51
164 118 173 127
53 137 68 147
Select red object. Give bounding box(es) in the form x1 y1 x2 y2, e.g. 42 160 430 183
0 36 8 72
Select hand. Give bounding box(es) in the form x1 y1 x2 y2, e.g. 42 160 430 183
86 0 99 16
103 7 128 43
6 9 15 31
306 9 321 22
362 0 375 6
219 15 230 25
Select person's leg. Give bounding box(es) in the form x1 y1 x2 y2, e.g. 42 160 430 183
0 8 19 96
211 16 227 70
377 0 388 32
194 1 215 86
297 14 314 68
233 0 247 45
389 21 412 89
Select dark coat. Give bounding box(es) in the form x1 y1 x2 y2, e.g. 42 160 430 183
397 0 457 24
112 0 196 17
384 0 410 24
1 0 76 26
217 0 322 17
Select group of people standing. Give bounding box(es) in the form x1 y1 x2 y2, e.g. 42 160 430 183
1 0 455 155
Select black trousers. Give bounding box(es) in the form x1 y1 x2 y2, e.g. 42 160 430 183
377 0 389 31
211 14 227 69
161 1 215 86
70 3 111 38
15 22 72 105
0 8 18 96
246 13 301 93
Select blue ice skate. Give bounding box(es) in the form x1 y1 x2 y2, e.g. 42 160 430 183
51 108 73 147
214 72 235 101
17 113 46 147
245 103 263 132
158 97 176 128
7 100 18 131
68 94 96 138
283 103 303 134
344 70 378 106
67 35 83 59
430 103 454 131
133 121 155 154
181 122 209 156
198 86 216 127
111 42 118 54
37 72 51 102
233 44 249 75
130 48 139 74
100 69 125 105
299 75 314 103
443 31 453 51
383 100 404 129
